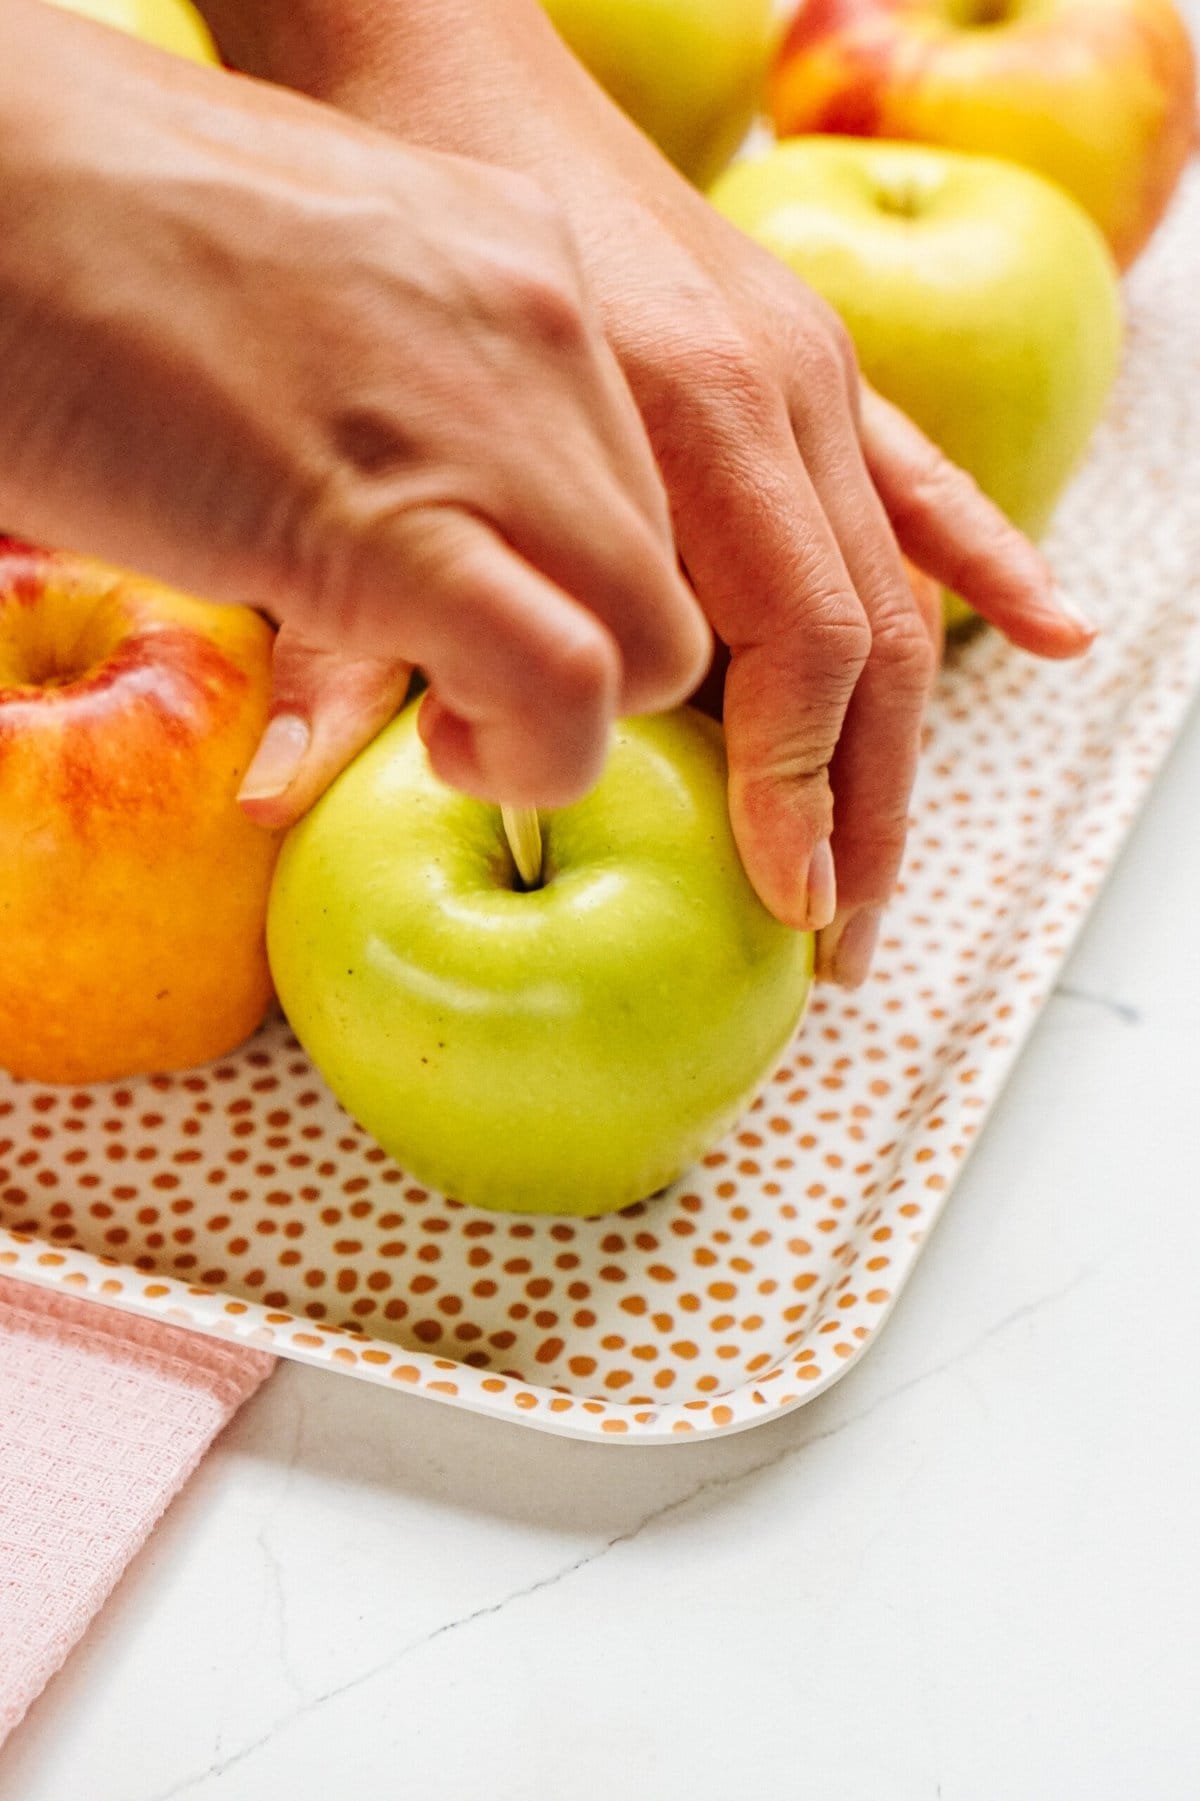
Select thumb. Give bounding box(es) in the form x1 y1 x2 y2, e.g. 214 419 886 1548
238 625 412 828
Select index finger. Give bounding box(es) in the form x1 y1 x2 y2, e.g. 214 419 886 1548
861 388 1097 659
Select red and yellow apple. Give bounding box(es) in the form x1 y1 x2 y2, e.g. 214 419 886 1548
46 0 218 61
711 138 1122 630
0 541 280 1084
769 0 1196 269
541 0 779 187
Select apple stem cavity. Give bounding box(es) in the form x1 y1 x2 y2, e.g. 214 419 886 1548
501 805 544 890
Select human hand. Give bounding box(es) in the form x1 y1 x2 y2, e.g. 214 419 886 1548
212 0 1096 980
0 0 708 820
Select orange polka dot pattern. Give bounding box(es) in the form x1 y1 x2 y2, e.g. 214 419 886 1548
2 171 1199 1443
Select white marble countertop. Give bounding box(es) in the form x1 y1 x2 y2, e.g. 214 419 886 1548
3 704 1198 1801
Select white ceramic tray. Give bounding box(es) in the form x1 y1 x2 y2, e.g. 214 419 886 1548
2 161 1197 1444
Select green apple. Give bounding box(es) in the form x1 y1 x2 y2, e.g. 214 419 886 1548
541 0 779 188
711 137 1122 631
267 703 813 1217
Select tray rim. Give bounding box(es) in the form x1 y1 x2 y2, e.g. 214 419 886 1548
4 638 1198 1444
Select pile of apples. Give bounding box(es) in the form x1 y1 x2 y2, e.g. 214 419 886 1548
2 0 1193 1219
553 0 1193 628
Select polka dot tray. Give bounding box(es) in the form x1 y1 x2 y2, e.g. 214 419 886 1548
2 164 1198 1444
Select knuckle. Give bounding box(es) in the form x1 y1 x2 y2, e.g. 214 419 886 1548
493 255 590 355
803 592 873 678
870 598 938 690
540 627 618 715
266 465 385 639
702 330 778 429
659 321 781 442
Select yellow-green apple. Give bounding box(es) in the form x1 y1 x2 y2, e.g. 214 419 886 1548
0 540 279 1084
769 0 1195 269
711 137 1122 631
268 702 813 1217
46 0 218 61
540 0 779 187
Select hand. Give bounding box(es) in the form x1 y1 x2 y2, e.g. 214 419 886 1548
206 0 1096 980
0 0 708 819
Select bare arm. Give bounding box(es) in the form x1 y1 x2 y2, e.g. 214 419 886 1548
0 0 707 814
194 0 1093 979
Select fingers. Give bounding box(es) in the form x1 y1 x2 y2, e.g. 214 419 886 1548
497 477 711 718
670 393 870 932
291 459 705 745
238 625 412 828
791 382 938 983
242 498 685 823
807 561 936 994
860 388 1097 658
335 507 625 808
500 328 713 715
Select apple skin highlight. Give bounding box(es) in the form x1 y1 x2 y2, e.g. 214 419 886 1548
268 703 814 1218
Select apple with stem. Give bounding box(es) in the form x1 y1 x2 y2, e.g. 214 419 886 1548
268 702 813 1217
711 137 1122 633
768 0 1196 270
0 540 279 1084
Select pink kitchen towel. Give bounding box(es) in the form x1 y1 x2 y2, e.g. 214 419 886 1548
0 1276 274 1745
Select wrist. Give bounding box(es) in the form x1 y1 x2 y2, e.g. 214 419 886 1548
195 0 537 95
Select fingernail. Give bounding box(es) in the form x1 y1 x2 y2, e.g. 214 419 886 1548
238 714 310 802
803 838 837 932
822 904 885 988
1050 582 1099 637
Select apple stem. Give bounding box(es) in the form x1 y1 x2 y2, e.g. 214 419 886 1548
501 805 543 889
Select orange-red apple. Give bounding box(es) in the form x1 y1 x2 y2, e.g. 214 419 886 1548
769 0 1196 268
0 540 279 1084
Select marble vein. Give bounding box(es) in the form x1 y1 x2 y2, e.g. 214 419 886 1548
1053 982 1142 1024
140 1261 1099 1801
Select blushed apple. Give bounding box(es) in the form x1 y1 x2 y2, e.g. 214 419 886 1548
768 0 1196 268
0 541 279 1083
541 0 779 187
710 137 1122 629
46 0 218 61
268 702 813 1217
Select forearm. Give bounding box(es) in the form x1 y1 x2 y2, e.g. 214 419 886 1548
193 0 705 259
195 0 559 114
195 0 671 180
